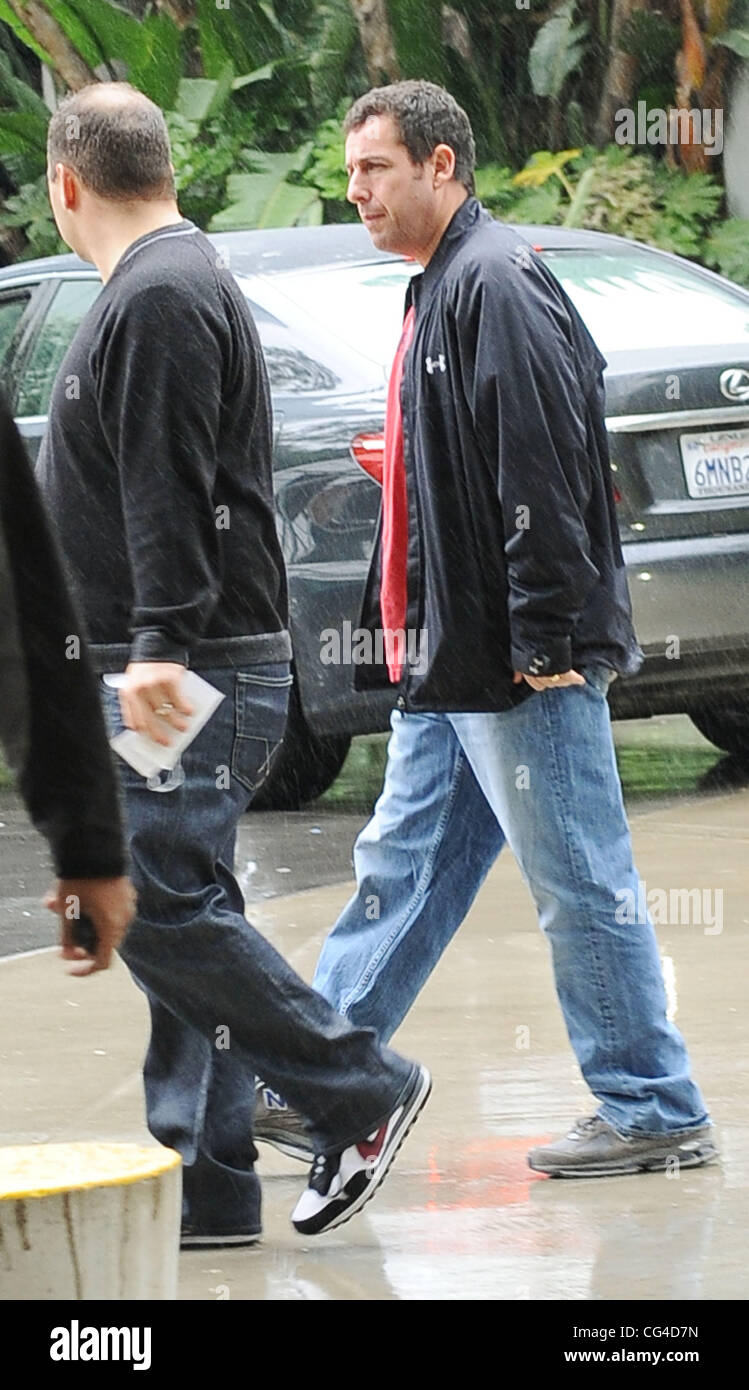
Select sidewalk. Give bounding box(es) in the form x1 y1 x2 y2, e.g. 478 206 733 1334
1 786 748 1300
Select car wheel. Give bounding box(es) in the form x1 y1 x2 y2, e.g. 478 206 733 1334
250 683 351 810
689 700 749 756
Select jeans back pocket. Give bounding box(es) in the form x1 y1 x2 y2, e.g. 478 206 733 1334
231 665 293 794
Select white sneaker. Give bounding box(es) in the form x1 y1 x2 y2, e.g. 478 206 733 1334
291 1064 432 1236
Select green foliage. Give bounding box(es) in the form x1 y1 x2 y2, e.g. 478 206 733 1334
44 1 182 107
299 113 357 221
309 0 360 117
167 114 256 230
505 183 564 226
195 0 287 79
0 0 53 65
388 0 446 84
713 27 749 56
476 145 741 289
0 0 743 269
620 8 680 109
528 0 589 100
209 149 323 231
650 166 724 257
0 110 48 183
703 220 749 288
2 176 64 259
0 51 50 184
473 164 518 216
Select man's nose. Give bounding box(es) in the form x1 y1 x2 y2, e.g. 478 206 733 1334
347 170 368 204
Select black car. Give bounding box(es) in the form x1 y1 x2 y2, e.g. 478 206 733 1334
2 223 749 806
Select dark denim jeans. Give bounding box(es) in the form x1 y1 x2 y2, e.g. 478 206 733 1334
100 661 412 1236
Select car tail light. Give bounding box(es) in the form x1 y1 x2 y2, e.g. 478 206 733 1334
351 431 623 504
351 431 385 484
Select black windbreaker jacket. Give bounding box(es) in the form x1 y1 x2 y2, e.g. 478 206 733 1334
355 197 642 713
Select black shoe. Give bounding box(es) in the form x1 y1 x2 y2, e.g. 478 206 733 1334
291 1064 432 1237
254 1080 313 1162
180 1224 261 1250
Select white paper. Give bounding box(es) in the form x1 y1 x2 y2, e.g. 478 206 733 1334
105 671 225 777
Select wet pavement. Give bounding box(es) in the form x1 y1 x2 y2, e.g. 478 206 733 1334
1 715 748 1300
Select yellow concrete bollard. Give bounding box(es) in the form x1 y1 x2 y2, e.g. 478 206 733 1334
0 1142 182 1300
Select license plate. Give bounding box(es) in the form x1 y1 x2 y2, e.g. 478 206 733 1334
680 427 749 499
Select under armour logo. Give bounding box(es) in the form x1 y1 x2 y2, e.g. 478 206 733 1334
425 354 446 374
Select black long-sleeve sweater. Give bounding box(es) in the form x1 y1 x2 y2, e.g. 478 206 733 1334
36 220 290 672
0 395 126 878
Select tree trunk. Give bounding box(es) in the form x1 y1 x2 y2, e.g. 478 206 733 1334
594 0 650 147
348 0 400 85
7 1 97 90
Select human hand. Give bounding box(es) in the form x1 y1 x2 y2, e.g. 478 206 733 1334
44 876 137 976
119 662 194 746
513 668 586 692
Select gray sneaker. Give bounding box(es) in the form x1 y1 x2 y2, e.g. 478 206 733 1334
254 1081 313 1162
527 1115 718 1177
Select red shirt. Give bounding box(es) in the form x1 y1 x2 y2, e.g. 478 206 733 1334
380 306 415 682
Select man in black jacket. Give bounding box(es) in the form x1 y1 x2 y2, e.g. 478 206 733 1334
0 395 134 972
257 81 716 1179
37 81 429 1244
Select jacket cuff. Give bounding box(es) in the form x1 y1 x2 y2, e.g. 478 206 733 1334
510 636 572 677
129 629 189 666
51 825 128 881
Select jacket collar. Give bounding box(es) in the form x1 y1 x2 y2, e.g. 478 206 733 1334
407 196 489 313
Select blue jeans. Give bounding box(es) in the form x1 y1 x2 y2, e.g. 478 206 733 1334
100 662 413 1235
313 667 709 1137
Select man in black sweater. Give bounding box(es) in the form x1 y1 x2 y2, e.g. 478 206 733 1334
37 81 429 1243
0 395 134 972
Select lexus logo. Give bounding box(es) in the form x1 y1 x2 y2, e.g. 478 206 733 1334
720 367 749 401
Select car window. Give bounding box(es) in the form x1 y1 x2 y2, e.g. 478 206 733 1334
0 291 31 399
16 278 101 417
247 299 341 392
261 261 418 373
542 249 749 352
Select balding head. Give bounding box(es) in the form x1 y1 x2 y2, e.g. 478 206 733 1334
48 82 175 201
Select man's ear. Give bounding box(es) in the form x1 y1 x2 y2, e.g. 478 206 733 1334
431 143 457 188
58 164 79 211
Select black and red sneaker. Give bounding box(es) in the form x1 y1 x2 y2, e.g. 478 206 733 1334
290 1064 432 1236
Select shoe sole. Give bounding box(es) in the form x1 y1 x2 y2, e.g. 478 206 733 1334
180 1232 262 1249
529 1141 719 1179
293 1065 432 1236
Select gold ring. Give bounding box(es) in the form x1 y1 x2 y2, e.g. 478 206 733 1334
154 702 174 715
549 675 561 683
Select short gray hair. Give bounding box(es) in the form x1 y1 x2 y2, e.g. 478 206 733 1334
48 83 175 201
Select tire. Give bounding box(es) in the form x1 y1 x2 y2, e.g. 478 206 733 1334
689 700 749 757
250 682 351 810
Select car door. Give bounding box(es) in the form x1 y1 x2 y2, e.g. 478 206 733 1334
6 274 101 463
0 283 39 411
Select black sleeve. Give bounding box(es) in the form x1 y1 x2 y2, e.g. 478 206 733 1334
459 256 601 676
92 284 224 665
0 398 127 879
